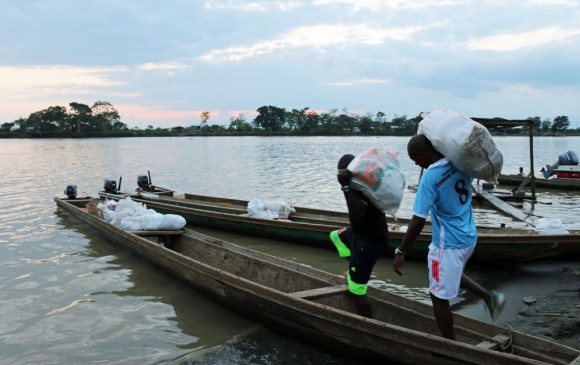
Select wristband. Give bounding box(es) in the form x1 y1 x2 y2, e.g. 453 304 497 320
395 247 406 256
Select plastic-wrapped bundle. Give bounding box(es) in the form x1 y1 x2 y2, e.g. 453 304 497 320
347 147 406 217
418 109 503 182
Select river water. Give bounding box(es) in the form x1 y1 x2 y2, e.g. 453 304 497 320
0 136 578 364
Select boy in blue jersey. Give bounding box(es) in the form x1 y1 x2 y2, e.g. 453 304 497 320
393 134 505 340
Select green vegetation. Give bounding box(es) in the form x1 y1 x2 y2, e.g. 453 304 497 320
1 102 578 138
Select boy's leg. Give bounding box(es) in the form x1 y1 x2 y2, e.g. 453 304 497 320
430 293 455 340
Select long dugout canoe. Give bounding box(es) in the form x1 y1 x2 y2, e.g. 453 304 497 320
54 196 580 365
98 188 580 264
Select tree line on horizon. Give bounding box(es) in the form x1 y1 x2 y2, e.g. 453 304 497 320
1 101 575 137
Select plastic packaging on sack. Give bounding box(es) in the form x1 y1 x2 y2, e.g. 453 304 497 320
247 198 279 220
262 200 296 219
347 147 406 217
417 109 503 182
534 218 569 235
102 197 186 231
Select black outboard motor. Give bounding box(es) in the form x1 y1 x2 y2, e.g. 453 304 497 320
103 179 117 193
541 150 579 178
137 175 149 189
64 184 77 199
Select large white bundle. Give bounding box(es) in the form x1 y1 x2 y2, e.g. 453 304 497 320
247 198 279 220
347 147 406 217
262 200 296 219
417 109 503 182
142 212 165 230
160 214 186 230
119 216 144 231
102 197 186 231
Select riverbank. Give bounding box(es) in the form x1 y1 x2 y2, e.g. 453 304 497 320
507 263 579 349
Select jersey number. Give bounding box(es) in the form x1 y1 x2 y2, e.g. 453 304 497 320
454 179 469 205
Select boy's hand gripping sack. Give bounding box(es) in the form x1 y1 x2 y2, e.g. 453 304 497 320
418 109 503 182
347 148 406 217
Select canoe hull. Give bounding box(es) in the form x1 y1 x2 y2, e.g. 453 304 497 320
98 190 580 264
498 174 580 190
54 196 580 365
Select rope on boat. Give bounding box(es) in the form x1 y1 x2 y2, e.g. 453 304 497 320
500 325 514 354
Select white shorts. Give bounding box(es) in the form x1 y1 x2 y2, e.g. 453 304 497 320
428 242 475 300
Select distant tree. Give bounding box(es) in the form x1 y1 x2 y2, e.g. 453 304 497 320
1 122 14 131
200 111 210 130
375 111 386 123
92 101 122 131
69 102 92 133
334 111 357 133
526 116 541 132
551 115 570 132
228 114 253 132
358 113 374 133
254 105 286 133
541 118 552 131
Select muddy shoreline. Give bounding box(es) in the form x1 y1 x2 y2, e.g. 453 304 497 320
503 263 580 349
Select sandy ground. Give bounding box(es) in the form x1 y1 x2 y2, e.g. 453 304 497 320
506 264 580 349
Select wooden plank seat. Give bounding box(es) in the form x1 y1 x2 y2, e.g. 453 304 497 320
476 334 512 351
291 284 349 300
132 230 184 236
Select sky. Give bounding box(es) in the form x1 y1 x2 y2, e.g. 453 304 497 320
1 0 579 129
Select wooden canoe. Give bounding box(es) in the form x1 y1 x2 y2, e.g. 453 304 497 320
97 188 580 264
498 174 580 190
54 196 580 365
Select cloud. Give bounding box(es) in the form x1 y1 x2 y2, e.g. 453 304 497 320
313 0 465 10
204 1 302 11
468 26 580 51
0 66 129 101
200 23 432 62
326 79 391 87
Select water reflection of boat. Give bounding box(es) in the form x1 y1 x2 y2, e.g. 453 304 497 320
53 208 259 351
54 196 580 365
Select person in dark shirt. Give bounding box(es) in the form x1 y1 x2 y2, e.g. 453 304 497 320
329 153 390 318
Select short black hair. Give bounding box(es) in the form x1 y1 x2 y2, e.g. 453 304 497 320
337 154 355 169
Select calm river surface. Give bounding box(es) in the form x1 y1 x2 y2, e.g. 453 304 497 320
0 136 579 364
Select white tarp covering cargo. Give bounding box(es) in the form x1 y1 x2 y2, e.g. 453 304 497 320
347 147 406 217
418 109 503 182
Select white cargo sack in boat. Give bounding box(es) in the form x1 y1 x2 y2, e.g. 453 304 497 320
534 218 569 235
417 110 503 182
103 197 186 231
347 147 406 216
160 214 186 230
263 200 295 219
247 198 279 220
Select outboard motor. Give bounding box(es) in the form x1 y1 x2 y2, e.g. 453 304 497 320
541 150 579 178
103 179 117 193
137 175 149 189
64 184 77 199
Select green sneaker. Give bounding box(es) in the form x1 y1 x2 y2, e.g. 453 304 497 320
330 230 351 258
485 291 506 320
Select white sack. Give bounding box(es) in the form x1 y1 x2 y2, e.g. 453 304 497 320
160 214 187 230
262 200 296 219
119 216 144 231
417 109 503 182
534 218 569 235
347 147 406 217
141 212 165 230
247 198 279 220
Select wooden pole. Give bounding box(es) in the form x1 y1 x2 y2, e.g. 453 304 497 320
528 121 536 199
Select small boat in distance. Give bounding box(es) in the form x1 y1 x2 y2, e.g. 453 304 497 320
54 196 580 365
498 151 580 191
